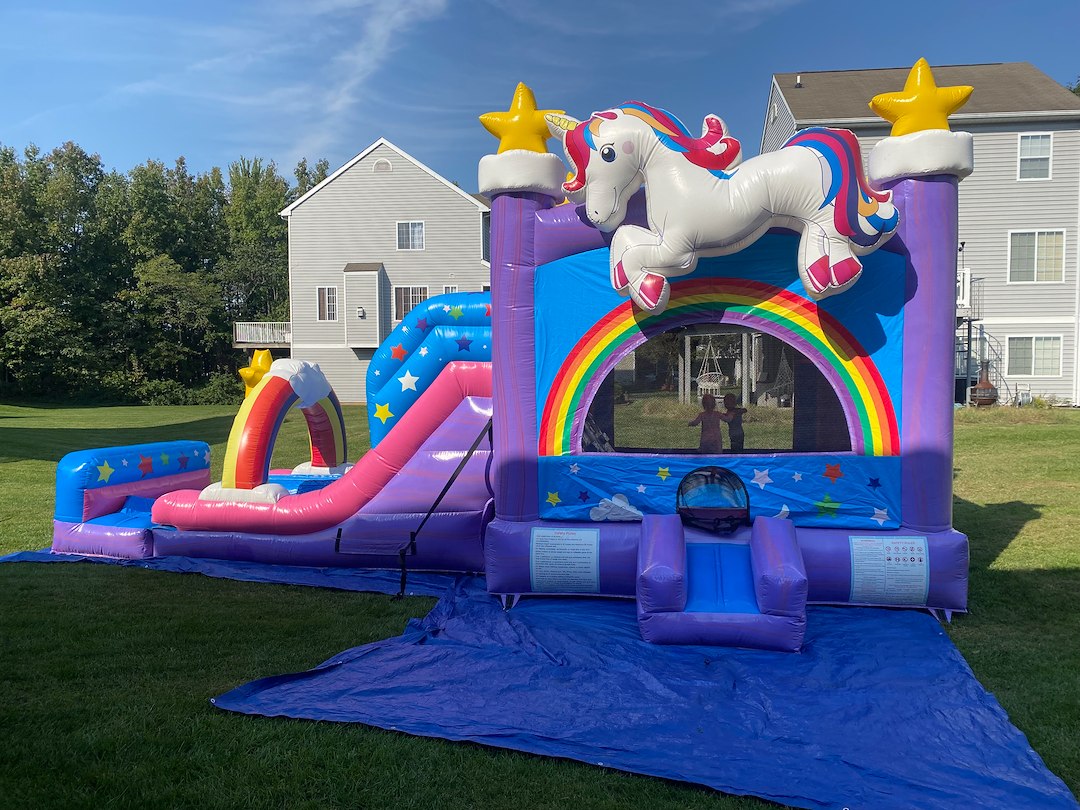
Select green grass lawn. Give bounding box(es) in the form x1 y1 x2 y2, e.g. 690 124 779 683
1 402 1078 808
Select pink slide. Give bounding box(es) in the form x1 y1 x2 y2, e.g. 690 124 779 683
151 362 492 536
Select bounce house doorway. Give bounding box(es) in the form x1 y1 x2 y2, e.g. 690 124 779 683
583 324 851 455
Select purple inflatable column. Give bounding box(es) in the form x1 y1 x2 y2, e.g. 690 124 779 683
889 176 959 533
490 191 552 522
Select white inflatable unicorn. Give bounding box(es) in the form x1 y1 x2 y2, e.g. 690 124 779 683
546 102 898 312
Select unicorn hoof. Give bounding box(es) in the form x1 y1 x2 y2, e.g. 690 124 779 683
804 256 831 293
635 272 669 312
830 257 862 287
611 260 630 291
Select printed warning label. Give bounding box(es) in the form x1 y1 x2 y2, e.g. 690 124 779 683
530 527 600 593
849 536 929 605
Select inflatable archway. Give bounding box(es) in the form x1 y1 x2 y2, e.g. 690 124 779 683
540 277 900 457
221 360 347 490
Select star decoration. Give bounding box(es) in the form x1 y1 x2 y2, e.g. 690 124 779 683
773 504 790 520
238 349 274 398
578 490 590 503
374 370 381 376
374 403 394 424
399 371 419 392
449 305 464 320
636 484 647 493
96 460 115 483
120 458 129 467
867 477 882 490
568 463 580 475
160 453 170 466
792 472 802 482
872 507 890 527
443 305 452 313
546 491 562 506
177 453 189 471
752 469 772 490
390 343 407 361
479 82 564 154
419 347 429 357
456 336 473 351
869 58 973 137
656 466 671 481
138 455 153 478
415 318 429 332
815 494 841 518
824 464 843 483
485 303 492 317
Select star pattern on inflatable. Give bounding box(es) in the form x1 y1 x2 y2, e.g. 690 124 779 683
399 371 419 392
656 466 670 481
869 58 972 138
450 305 464 320
96 460 115 483
390 344 407 361
823 463 843 483
374 403 394 424
138 455 154 478
480 82 564 154
815 494 841 517
239 349 274 399
546 491 562 506
752 469 772 490
872 507 889 526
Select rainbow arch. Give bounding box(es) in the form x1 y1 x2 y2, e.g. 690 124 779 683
538 278 899 457
222 361 348 489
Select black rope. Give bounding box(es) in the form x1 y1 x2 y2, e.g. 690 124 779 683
395 417 494 598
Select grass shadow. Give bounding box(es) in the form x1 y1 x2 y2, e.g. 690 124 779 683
953 495 1043 572
0 416 237 464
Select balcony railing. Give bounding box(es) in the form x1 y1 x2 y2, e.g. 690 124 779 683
233 321 291 346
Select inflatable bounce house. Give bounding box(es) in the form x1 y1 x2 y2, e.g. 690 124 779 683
52 63 974 653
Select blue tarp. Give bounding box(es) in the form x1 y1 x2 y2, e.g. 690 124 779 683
0 550 456 598
214 577 1076 810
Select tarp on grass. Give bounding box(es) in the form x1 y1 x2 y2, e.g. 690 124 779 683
0 550 457 598
214 577 1077 810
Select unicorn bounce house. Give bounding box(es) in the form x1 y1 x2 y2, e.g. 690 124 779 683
52 60 973 652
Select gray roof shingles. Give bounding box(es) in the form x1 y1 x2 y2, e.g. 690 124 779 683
773 62 1080 122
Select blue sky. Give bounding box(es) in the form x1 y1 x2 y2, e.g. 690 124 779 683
3 0 1079 191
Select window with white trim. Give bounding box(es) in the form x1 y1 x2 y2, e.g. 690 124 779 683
1007 336 1061 376
1018 134 1051 180
1008 230 1064 282
482 211 491 263
443 284 458 294
316 286 338 321
394 286 428 321
396 221 425 250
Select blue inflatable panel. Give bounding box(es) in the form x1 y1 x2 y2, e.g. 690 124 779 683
0 550 456 598
685 543 758 614
213 579 1076 810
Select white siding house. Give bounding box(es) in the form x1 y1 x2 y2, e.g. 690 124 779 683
275 139 490 402
760 63 1080 404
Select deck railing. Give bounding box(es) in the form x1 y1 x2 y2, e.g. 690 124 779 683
233 321 291 345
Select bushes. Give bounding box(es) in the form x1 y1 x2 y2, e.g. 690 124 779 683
96 369 244 406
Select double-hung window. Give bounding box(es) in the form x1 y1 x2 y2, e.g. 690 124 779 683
397 221 425 251
1008 230 1064 283
317 286 338 321
1018 134 1051 180
394 286 428 321
1007 336 1061 376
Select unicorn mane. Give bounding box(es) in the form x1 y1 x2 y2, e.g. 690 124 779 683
619 101 743 178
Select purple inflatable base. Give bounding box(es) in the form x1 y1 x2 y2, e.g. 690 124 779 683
486 518 968 612
52 520 155 560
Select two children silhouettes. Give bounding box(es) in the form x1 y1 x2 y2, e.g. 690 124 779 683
688 393 747 453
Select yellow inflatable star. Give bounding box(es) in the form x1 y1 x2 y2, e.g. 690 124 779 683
238 349 274 398
374 403 394 424
870 58 972 137
480 82 564 154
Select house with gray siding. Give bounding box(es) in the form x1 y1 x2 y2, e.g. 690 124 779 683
264 139 490 402
760 62 1080 404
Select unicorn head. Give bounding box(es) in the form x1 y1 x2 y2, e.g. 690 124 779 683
546 102 743 233
545 109 646 232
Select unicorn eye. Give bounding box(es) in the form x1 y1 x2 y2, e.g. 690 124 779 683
600 145 617 162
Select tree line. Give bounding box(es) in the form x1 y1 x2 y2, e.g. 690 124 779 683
0 142 328 403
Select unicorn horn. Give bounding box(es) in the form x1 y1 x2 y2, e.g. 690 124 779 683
545 113 581 137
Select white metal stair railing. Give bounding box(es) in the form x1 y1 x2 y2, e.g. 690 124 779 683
955 329 1012 405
